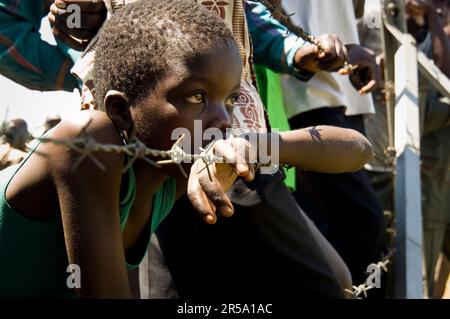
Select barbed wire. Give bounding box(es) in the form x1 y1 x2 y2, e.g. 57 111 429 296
35 120 224 179
256 0 357 73
345 248 395 299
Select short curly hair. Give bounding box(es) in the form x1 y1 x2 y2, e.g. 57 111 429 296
93 0 238 109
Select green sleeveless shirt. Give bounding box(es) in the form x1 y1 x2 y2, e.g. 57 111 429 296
0 139 176 298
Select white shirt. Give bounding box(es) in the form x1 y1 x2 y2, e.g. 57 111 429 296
281 0 375 117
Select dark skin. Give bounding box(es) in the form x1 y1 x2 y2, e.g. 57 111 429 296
48 0 107 51
5 45 252 298
406 0 450 77
0 5 377 302
266 0 379 94
344 44 381 95
5 119 29 150
434 0 450 36
48 0 379 94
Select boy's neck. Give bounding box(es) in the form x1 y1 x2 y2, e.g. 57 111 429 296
133 160 170 198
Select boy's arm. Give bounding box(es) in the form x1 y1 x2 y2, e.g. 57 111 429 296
48 113 132 298
0 0 78 91
277 126 374 173
184 129 372 224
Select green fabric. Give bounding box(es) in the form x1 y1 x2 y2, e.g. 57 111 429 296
0 137 175 297
0 0 80 91
255 65 296 191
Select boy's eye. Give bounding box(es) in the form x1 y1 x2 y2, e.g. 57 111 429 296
185 93 205 104
226 94 240 106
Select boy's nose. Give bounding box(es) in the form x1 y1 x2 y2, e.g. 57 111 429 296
207 104 232 132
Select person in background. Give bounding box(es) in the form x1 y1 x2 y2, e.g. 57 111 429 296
279 0 387 292
0 118 29 170
0 0 90 91
359 0 450 297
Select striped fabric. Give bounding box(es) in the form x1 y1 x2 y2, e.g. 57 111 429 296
0 0 78 91
0 0 79 91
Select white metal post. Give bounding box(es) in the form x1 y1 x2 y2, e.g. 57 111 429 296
393 34 423 299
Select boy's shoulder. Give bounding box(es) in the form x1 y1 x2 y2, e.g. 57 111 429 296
44 110 125 179
50 110 122 146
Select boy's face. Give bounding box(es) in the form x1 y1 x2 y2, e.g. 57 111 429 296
131 43 242 168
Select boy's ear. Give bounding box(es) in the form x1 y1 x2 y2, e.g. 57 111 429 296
104 90 133 132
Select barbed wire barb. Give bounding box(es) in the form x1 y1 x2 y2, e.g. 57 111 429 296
34 124 224 179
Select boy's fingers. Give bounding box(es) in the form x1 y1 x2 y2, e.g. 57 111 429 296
213 140 249 177
187 173 217 224
197 170 234 218
241 163 255 182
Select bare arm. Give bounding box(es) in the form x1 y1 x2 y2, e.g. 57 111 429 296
48 112 132 298
275 126 374 173
185 129 372 224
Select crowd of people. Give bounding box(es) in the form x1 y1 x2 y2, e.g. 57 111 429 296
0 0 448 299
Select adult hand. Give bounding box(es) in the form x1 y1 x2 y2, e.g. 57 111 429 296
48 0 107 51
343 44 381 95
294 33 348 73
187 138 255 225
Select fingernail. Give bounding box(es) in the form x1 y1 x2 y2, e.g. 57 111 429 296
237 163 247 174
220 206 233 218
56 0 66 9
204 214 216 224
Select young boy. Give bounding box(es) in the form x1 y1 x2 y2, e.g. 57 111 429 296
47 0 376 298
0 0 373 298
0 0 253 298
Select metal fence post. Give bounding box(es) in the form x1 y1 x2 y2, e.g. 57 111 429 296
381 0 423 298
393 34 423 299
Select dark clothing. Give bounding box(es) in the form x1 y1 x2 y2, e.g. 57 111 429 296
156 171 344 299
289 106 387 285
